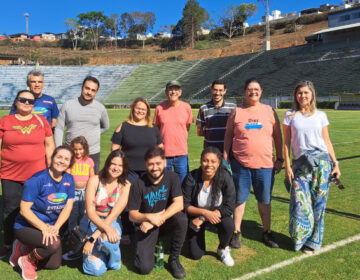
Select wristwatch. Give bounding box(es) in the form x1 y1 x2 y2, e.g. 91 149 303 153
87 236 95 243
199 216 205 222
333 160 339 166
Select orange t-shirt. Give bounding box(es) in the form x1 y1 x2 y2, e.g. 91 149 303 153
154 101 193 157
231 104 275 169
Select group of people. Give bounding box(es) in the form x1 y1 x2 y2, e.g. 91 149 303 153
0 70 341 279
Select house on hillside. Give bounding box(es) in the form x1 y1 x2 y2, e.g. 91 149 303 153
306 5 360 43
9 34 28 41
41 33 56 41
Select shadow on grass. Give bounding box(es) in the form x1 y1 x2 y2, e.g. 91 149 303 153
271 195 360 221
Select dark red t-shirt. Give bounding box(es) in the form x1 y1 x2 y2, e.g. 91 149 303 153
0 114 52 182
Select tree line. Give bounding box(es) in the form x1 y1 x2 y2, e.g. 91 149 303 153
63 0 258 51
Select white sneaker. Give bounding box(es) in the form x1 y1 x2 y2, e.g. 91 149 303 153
217 246 234 266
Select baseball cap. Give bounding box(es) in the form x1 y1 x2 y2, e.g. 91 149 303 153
166 80 181 89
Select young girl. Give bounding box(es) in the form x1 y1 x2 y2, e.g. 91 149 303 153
63 136 94 260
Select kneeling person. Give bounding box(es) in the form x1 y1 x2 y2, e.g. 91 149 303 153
129 147 187 279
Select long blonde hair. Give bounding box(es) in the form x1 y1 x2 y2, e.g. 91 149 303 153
291 80 317 116
127 98 152 127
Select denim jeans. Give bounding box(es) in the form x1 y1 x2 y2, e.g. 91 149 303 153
166 155 189 184
67 188 86 233
83 218 122 276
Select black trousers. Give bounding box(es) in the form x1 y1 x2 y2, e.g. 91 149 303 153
90 152 100 174
1 179 24 246
187 215 234 260
15 227 62 270
134 212 188 275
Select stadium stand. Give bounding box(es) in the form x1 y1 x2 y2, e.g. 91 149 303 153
0 65 138 105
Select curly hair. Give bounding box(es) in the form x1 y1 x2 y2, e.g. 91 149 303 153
70 136 90 159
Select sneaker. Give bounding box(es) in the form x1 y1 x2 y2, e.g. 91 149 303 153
217 246 234 266
230 231 242 249
262 231 279 248
0 245 11 260
62 250 83 261
302 246 315 255
18 255 38 280
169 256 186 279
10 240 32 267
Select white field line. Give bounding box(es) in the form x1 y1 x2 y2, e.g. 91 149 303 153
233 234 360 280
332 141 360 145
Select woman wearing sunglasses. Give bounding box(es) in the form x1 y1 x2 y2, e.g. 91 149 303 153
0 90 55 259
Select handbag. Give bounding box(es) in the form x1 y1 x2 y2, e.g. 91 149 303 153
66 226 88 254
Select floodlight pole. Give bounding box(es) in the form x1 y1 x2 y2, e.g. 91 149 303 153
265 0 270 51
24 13 29 36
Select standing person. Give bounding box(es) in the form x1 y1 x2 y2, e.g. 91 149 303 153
111 97 163 183
182 147 236 266
54 76 110 173
0 90 55 259
224 78 283 249
10 70 59 129
82 150 131 276
154 80 193 183
11 146 75 280
62 136 94 261
283 80 341 252
128 147 187 279
196 80 236 152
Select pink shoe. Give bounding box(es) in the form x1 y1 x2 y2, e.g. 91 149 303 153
18 255 38 280
9 240 32 267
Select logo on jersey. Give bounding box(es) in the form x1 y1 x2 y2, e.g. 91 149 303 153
245 118 263 130
33 106 48 114
12 124 38 135
47 193 68 204
145 185 167 207
63 182 71 187
43 183 53 188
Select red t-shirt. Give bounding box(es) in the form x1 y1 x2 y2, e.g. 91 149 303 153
154 101 193 157
0 114 52 182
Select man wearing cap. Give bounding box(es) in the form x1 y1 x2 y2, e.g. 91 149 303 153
196 80 236 153
153 80 193 183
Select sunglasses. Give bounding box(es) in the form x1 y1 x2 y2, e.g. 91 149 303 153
330 174 345 190
17 97 35 105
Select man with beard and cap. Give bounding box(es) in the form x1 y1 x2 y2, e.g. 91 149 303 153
128 146 187 279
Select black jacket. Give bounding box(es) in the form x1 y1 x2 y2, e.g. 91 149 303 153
182 167 235 218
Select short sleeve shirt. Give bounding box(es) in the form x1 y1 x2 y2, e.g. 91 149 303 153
128 170 183 214
10 94 59 126
70 157 95 183
111 122 163 172
283 110 329 160
153 101 193 157
0 114 53 182
14 169 75 229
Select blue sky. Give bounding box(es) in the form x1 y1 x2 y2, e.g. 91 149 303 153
0 0 341 35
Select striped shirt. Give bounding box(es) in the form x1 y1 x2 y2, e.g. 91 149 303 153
196 100 236 152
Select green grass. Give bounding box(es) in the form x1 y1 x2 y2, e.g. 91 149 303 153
1 109 360 279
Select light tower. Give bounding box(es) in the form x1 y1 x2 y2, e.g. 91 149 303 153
264 0 270 51
24 13 29 36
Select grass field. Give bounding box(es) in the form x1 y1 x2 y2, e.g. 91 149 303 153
1 109 359 280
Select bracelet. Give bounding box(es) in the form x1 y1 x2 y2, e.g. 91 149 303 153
199 216 205 222
333 160 339 166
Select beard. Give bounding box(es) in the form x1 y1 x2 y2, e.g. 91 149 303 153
147 168 165 181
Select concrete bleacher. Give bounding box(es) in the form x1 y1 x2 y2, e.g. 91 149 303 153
0 65 138 105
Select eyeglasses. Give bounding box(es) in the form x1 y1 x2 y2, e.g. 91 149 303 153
330 175 345 190
17 97 35 105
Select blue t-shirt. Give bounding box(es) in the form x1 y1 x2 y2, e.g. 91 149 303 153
10 94 59 126
14 169 75 229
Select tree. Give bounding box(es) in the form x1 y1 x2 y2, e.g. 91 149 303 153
64 18 83 50
119 12 134 47
128 11 156 48
182 0 209 48
105 14 119 47
220 4 257 42
77 11 107 50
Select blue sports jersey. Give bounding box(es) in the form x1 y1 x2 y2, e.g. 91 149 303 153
10 94 59 126
14 169 75 229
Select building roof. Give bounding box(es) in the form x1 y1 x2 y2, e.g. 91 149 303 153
313 22 360 34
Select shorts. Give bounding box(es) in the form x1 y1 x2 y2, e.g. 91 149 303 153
231 158 274 205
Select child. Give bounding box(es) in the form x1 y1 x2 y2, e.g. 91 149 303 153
63 136 94 261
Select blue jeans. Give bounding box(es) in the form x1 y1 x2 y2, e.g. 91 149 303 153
166 155 189 184
231 158 274 205
83 218 122 276
67 188 86 233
